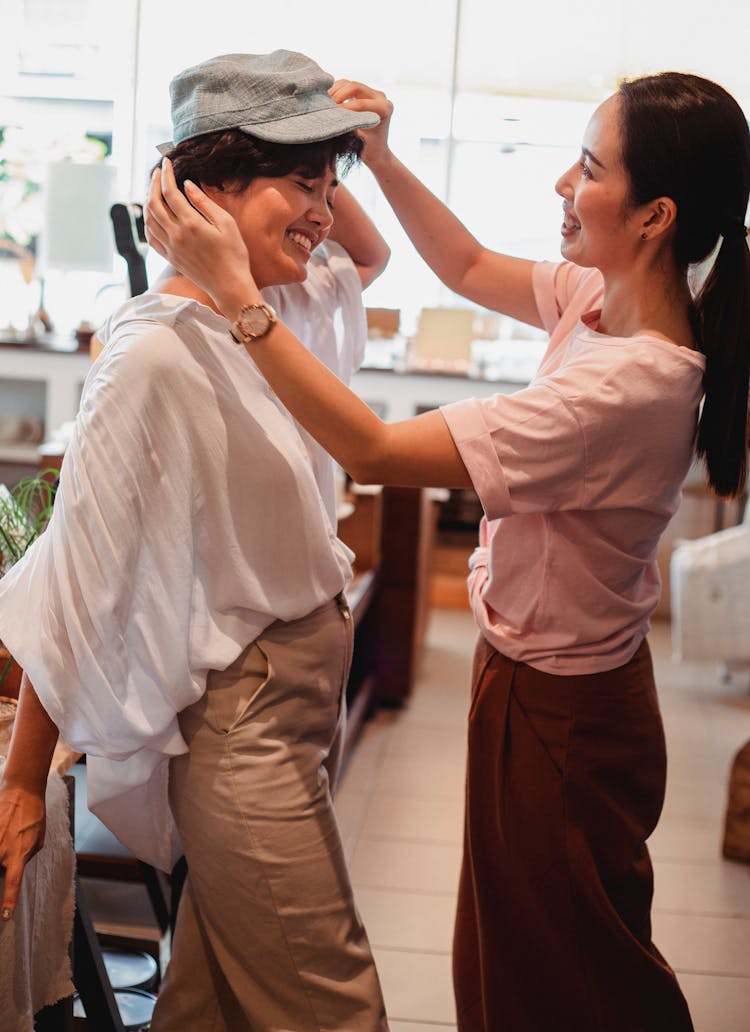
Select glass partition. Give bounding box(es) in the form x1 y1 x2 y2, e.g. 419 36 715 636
1 0 749 342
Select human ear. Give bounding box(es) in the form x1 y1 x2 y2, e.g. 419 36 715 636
641 197 678 239
200 183 236 215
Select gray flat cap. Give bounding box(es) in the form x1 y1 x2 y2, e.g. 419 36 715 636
157 50 379 153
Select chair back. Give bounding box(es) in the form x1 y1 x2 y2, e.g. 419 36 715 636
110 203 148 297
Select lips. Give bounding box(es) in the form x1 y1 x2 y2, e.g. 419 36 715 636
561 203 581 228
561 207 581 238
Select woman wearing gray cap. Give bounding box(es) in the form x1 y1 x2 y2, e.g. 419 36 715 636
0 51 389 1030
143 69 750 1032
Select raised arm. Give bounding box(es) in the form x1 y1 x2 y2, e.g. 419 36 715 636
330 80 543 328
327 183 390 289
145 160 472 490
0 673 58 920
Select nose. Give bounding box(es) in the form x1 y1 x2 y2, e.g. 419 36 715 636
306 191 334 232
555 163 575 200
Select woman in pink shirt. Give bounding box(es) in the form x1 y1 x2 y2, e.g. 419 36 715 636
145 71 749 1032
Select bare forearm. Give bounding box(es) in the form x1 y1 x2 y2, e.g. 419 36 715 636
212 272 470 487
0 673 55 919
255 322 470 487
365 150 541 325
364 150 483 294
328 185 390 288
3 673 58 793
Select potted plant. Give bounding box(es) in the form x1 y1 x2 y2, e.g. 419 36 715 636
0 469 57 697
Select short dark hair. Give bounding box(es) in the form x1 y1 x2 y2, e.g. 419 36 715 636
619 72 750 497
155 128 364 194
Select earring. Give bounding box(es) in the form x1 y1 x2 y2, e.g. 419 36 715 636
641 232 648 240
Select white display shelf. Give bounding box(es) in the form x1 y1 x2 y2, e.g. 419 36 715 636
0 340 92 459
0 339 529 468
351 364 523 423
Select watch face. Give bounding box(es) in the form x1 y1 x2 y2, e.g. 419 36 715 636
239 306 272 337
232 303 276 343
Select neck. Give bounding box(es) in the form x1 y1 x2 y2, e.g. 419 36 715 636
597 253 694 348
151 266 224 314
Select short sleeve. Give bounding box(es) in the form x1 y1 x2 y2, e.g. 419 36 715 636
263 240 366 382
441 384 586 520
532 261 603 335
318 240 368 377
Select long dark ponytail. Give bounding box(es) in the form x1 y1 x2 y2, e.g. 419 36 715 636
618 72 750 498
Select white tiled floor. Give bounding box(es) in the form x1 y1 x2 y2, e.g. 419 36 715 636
337 608 750 1031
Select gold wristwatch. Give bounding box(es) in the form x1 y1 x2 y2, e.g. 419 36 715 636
230 302 277 344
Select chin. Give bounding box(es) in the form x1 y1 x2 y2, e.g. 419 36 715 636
560 241 596 270
565 255 598 270
258 263 308 289
280 256 310 285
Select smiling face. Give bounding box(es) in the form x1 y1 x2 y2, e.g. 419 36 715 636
210 167 338 289
555 95 647 274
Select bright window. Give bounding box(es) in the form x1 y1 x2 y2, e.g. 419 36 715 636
1 0 749 341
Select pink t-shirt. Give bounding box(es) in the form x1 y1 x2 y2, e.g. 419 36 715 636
441 260 706 675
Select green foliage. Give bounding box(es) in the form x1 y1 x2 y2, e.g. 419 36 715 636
0 470 57 574
0 470 57 688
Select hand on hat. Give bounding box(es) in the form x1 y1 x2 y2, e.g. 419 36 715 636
145 159 261 320
329 80 392 170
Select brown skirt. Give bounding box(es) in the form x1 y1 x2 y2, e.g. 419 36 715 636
453 635 694 1032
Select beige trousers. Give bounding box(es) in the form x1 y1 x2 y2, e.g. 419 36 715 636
150 597 388 1032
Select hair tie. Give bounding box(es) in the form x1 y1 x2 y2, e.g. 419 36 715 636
721 215 749 242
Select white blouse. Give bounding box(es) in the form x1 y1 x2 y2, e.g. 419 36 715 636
0 290 354 870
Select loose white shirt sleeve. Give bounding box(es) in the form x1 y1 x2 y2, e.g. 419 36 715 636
0 293 353 869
